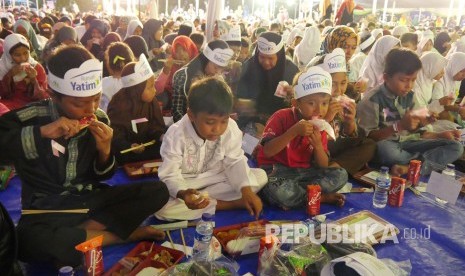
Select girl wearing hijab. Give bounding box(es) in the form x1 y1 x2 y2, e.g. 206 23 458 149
100 42 135 112
236 31 299 130
434 32 452 56
80 19 109 58
41 26 78 64
335 0 355 25
413 52 447 109
325 26 361 100
99 32 122 76
13 19 42 60
293 26 320 70
142 19 166 72
172 40 234 122
431 52 465 121
348 32 375 83
124 35 150 59
124 19 143 40
0 34 48 110
155 35 198 111
107 55 166 164
359 35 401 92
417 30 434 57
371 28 383 41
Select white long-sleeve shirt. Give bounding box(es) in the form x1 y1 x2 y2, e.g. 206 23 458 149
159 114 257 198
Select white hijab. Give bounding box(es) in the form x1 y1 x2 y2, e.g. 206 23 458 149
124 19 143 40
417 30 434 57
359 35 400 91
413 52 447 108
445 37 465 59
371 28 383 40
436 52 465 98
294 26 321 69
0 33 38 80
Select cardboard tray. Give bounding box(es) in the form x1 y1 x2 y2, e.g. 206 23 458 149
213 220 268 257
104 241 184 276
123 160 163 179
331 210 399 245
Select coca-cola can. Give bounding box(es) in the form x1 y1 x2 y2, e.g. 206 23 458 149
407 160 422 186
388 177 406 207
307 185 321 216
84 246 104 276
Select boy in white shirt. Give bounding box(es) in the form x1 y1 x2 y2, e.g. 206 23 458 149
156 76 267 220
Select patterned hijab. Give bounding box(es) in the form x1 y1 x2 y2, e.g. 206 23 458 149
326 26 358 54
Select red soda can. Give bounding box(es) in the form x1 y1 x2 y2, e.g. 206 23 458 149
407 160 422 186
388 177 406 207
84 246 104 276
258 235 279 272
307 185 321 216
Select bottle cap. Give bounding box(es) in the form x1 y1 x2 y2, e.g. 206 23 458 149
446 163 455 170
58 266 73 275
380 166 389 173
201 213 213 221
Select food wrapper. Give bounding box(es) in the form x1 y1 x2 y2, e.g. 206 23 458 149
214 220 267 257
309 119 336 141
410 107 431 119
75 235 104 276
334 95 355 109
158 255 240 276
259 240 331 276
275 81 290 98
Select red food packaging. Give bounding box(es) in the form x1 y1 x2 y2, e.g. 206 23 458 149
307 185 321 216
388 177 406 207
75 235 104 276
258 235 280 273
407 160 422 186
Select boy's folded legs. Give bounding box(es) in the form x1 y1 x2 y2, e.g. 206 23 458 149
155 169 267 221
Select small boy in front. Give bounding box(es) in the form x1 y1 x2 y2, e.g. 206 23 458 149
157 76 267 221
256 66 348 210
357 48 463 174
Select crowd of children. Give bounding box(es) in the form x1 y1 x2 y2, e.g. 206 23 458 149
1 3 465 271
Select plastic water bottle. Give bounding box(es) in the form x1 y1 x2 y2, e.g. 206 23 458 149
373 166 391 208
442 164 456 178
192 213 214 260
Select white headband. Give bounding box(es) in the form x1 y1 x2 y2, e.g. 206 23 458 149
294 66 332 99
257 36 284 55
203 45 234 67
320 48 347 73
121 54 153 88
221 25 241 42
360 35 376 51
48 59 102 97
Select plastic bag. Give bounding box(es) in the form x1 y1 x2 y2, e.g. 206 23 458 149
159 255 239 276
259 240 331 276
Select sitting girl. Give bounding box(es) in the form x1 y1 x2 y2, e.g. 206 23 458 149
107 54 166 164
100 42 135 112
0 34 48 110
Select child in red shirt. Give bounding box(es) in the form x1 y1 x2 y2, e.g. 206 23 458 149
257 66 347 210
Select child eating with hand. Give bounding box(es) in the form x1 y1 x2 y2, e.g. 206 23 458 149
257 66 347 210
156 76 267 221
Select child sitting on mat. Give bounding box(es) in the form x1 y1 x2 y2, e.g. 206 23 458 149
107 54 166 164
156 76 268 221
0 45 169 268
257 66 347 210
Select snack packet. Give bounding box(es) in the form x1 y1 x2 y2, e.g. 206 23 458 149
75 235 104 276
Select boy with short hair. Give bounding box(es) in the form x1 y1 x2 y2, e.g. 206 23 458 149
0 45 169 267
257 66 348 210
156 76 267 221
400 32 419 52
357 48 463 173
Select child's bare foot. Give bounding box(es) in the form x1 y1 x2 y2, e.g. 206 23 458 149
321 193 346 207
128 226 165 242
390 164 409 176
